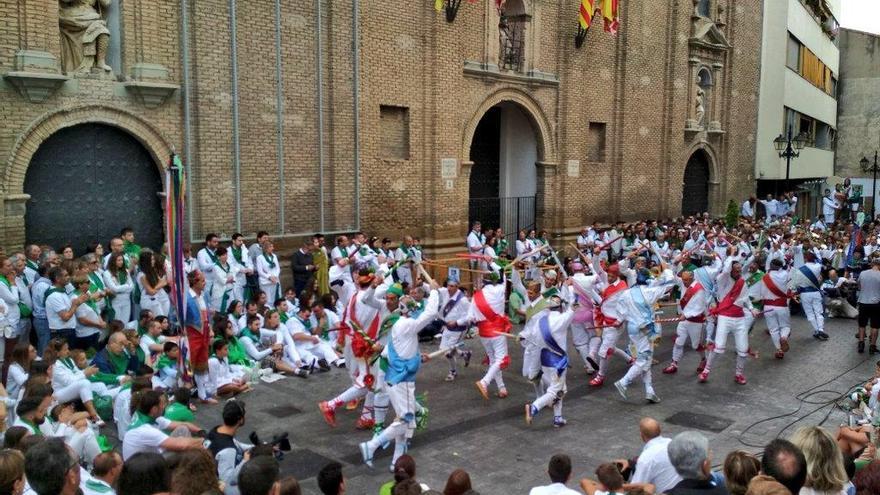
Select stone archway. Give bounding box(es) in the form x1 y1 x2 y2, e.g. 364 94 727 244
681 142 721 216
2 105 174 250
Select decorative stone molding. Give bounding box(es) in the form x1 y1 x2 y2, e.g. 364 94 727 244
124 63 179 108
3 50 69 103
461 88 556 163
3 194 31 217
463 61 559 87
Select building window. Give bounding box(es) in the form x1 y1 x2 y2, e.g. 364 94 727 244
587 122 607 162
784 107 835 150
380 106 410 160
786 34 801 71
697 0 711 17
498 0 530 72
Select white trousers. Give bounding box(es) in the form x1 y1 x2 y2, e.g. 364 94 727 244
620 330 655 395
479 336 507 390
521 340 541 381
764 305 791 350
54 380 93 404
712 315 750 356
297 341 339 364
672 320 704 363
532 367 566 416
260 282 280 302
799 291 825 333
570 321 600 366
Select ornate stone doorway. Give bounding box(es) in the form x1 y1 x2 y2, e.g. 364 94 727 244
24 123 164 252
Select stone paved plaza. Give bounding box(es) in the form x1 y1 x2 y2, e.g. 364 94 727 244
190 312 875 494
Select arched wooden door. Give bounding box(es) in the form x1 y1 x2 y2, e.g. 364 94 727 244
682 151 710 216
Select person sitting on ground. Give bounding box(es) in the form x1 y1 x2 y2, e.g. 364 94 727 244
277 477 301 495
154 341 180 390
163 388 197 424
82 451 123 495
380 455 429 495
616 418 682 494
722 451 760 495
117 452 172 495
238 455 280 495
0 448 25 495
206 399 252 495
580 463 626 495
665 431 728 494
317 461 346 495
529 453 582 495
442 469 476 495
207 339 252 397
790 426 850 495
170 449 223 495
121 389 204 461
24 437 80 495
853 459 880 495
751 439 807 495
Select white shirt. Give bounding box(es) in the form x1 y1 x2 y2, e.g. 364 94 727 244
741 200 754 217
387 290 439 359
439 288 470 329
46 290 76 330
630 436 683 494
467 231 485 254
0 277 20 328
255 253 280 286
122 419 170 460
822 196 838 216
196 248 218 278
74 300 102 338
528 483 582 495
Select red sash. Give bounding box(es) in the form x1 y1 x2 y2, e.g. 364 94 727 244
679 282 705 323
762 273 790 307
347 293 381 358
473 289 511 338
714 277 746 318
595 280 628 326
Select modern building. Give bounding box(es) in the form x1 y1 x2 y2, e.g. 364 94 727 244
0 0 764 255
755 0 840 204
835 28 880 213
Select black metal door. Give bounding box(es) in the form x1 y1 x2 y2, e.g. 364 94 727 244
469 107 501 228
24 124 164 253
681 151 710 216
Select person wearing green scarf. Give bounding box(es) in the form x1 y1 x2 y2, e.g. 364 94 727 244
288 306 343 369
229 233 255 303
91 333 137 387
256 242 281 304
210 249 237 314
71 275 106 351
121 227 142 259
103 252 134 324
163 388 196 423
122 390 203 461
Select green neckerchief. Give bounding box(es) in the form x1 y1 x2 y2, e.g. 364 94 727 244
25 259 38 271
74 290 98 314
113 268 128 285
58 356 76 371
163 402 195 423
747 270 765 287
497 238 509 253
377 312 401 345
339 245 348 258
127 411 156 431
400 245 412 258
18 272 28 287
43 286 64 304
279 312 289 324
0 275 10 290
205 248 219 264
231 245 245 264
134 346 146 365
297 316 312 330
240 327 259 342
263 253 276 269
216 261 230 274
123 240 142 258
88 272 105 292
225 337 251 366
107 349 131 375
19 418 42 436
508 290 525 324
84 479 113 494
156 353 175 371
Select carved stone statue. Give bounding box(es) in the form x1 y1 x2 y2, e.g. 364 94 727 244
695 88 705 127
59 0 112 75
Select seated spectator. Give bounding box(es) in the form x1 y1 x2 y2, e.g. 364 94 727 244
3 426 28 451
278 477 301 495
529 453 581 495
759 439 807 495
723 451 760 495
206 399 252 494
380 455 429 494
153 342 180 390
82 451 123 495
117 452 171 495
317 461 345 495
24 437 80 495
121 389 203 461
207 340 251 397
853 459 880 495
790 426 849 495
393 479 424 495
0 449 25 495
170 449 222 495
238 455 280 495
580 463 626 495
620 418 682 494
91 332 139 385
665 431 728 494
442 469 475 495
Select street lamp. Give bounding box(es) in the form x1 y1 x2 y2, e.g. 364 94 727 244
773 125 808 193
861 151 879 219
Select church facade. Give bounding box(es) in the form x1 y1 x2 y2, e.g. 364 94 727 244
0 0 762 254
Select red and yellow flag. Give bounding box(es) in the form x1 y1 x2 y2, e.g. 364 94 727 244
601 0 619 34
579 0 594 30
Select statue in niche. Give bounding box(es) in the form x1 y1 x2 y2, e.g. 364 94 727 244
694 88 705 127
59 0 112 75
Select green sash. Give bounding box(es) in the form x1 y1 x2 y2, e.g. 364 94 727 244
85 479 113 493
88 272 105 292
19 418 42 436
75 290 98 315
123 240 142 258
108 350 131 375
43 286 64 304
127 411 156 431
25 260 38 272
156 353 175 372
231 246 245 264
263 254 276 269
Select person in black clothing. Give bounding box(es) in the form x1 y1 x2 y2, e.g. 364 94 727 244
665 431 729 495
760 439 807 495
206 399 251 494
291 240 315 298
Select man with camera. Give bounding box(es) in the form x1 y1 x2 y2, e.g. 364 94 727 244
206 400 254 495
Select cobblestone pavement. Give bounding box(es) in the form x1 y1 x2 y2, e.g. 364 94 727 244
191 312 874 494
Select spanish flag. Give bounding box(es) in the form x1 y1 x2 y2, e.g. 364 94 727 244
601 0 619 34
579 0 594 30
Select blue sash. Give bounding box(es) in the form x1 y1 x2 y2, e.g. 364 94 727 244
385 336 421 385
539 316 568 376
694 267 716 299
797 266 821 293
630 287 658 339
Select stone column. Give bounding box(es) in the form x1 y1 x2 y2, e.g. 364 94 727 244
535 161 561 240
685 58 700 129
709 62 723 131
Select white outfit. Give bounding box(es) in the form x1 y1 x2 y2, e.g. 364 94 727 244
822 196 839 223
227 245 253 302
255 253 281 302
287 316 339 365
529 309 575 419
469 282 509 392
630 436 683 494
437 287 471 373
210 262 238 313
137 273 170 317
103 271 134 324
528 484 582 495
